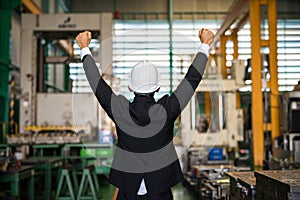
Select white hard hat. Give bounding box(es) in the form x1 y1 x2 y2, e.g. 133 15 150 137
128 61 160 93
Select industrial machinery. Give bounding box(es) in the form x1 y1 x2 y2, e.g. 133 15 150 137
267 83 300 169
12 13 113 145
286 90 300 166
186 164 231 199
181 58 248 199
180 58 245 162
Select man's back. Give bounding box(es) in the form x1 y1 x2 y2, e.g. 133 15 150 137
76 28 214 199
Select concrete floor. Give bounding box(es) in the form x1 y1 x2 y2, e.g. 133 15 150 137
101 182 194 200
172 183 194 200
0 175 194 199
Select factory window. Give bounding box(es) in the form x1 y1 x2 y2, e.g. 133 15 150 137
238 19 300 92
70 19 300 94
113 20 170 99
112 19 222 99
277 19 300 91
71 39 100 93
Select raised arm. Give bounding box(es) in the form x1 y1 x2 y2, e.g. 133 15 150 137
167 29 214 117
194 28 214 74
76 31 100 93
179 28 214 89
76 31 115 119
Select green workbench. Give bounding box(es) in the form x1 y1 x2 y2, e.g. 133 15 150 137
32 144 64 157
0 143 20 156
0 144 9 156
0 165 35 199
21 157 63 200
62 143 113 156
62 143 113 175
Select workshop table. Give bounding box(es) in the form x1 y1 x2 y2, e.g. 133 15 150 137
32 144 64 157
255 170 300 200
62 143 113 156
0 143 21 157
62 143 113 175
0 144 9 156
21 157 63 200
0 165 35 200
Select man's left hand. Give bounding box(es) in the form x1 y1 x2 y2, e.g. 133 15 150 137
76 31 92 49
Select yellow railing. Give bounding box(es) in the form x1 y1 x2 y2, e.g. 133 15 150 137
0 121 7 142
24 125 88 132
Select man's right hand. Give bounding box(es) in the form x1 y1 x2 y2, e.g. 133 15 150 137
76 31 92 49
199 29 214 46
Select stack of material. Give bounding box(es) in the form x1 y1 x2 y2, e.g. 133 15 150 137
255 170 300 200
226 171 256 200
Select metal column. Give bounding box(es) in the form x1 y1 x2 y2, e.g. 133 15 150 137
220 35 227 79
220 34 239 79
232 34 238 60
0 0 21 142
268 0 280 144
232 33 241 109
204 92 211 123
250 0 279 167
250 0 264 167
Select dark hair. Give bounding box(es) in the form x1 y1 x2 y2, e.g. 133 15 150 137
134 92 155 97
133 87 159 97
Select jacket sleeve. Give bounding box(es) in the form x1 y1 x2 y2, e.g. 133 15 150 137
165 52 208 119
82 54 116 120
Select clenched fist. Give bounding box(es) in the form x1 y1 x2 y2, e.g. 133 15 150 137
76 31 92 49
198 29 214 46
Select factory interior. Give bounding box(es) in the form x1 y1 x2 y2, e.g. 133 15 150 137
1 0 300 199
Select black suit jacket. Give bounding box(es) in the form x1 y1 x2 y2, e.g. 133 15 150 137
82 52 208 195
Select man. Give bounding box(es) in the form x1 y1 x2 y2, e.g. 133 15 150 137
76 28 214 200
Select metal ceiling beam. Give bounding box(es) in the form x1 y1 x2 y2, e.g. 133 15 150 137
232 12 249 35
211 0 249 47
22 0 41 14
